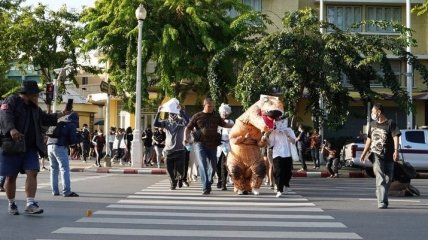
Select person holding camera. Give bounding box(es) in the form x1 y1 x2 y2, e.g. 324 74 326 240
323 140 339 178
47 112 80 197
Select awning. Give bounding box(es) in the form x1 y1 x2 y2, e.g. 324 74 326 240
94 120 104 126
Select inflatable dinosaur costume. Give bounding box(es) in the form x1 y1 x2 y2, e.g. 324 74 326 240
227 95 284 195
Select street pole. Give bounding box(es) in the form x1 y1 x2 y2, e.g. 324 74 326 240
131 4 147 168
52 59 73 113
319 0 325 141
52 68 62 113
406 0 413 129
103 73 112 167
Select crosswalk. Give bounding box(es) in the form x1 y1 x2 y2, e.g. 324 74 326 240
46 179 362 239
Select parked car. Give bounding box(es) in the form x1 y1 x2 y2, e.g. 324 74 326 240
341 129 428 177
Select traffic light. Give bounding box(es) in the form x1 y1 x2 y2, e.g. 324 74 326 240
45 83 54 104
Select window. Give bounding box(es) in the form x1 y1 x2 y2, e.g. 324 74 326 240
341 61 402 87
327 6 362 32
243 0 261 12
370 61 402 86
366 6 401 33
405 131 425 144
82 77 88 85
228 0 262 17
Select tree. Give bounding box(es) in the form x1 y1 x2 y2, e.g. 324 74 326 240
0 1 22 98
81 0 267 112
413 0 428 16
232 9 428 129
8 4 85 101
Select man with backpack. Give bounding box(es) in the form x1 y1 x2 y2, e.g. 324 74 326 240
47 112 80 197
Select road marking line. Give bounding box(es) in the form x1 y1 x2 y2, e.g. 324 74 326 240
77 217 344 227
127 195 308 201
118 199 316 206
106 204 324 212
93 210 333 219
359 198 421 203
53 227 362 239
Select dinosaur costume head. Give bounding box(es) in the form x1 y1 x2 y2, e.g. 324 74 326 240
239 95 284 133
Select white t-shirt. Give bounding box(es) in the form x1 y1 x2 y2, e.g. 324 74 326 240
268 128 296 159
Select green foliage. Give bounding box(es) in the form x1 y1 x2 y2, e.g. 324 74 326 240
234 8 428 129
5 4 85 103
81 0 264 112
0 78 20 99
413 1 428 16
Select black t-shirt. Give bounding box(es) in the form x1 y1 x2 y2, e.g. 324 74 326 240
368 119 401 161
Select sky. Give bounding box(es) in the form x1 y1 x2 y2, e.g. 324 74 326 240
24 0 95 10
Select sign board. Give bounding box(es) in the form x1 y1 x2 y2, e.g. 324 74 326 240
100 81 117 96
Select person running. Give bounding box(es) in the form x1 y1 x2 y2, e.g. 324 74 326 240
154 100 189 190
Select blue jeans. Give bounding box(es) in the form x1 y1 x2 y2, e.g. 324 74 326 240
310 148 320 167
0 175 5 187
48 145 71 195
194 143 217 191
373 154 394 207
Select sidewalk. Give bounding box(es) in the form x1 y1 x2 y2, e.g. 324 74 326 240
68 158 428 178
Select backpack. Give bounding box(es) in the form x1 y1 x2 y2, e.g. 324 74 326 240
81 129 90 143
46 121 67 138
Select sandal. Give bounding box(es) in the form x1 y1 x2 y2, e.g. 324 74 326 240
64 192 79 197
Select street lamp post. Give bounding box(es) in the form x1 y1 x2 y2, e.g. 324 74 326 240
131 4 147 168
52 59 73 113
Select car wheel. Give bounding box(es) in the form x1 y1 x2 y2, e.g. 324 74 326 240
365 167 375 178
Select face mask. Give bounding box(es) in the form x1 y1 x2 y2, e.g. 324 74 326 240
371 112 378 121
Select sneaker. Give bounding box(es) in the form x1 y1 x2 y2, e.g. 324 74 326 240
216 182 222 189
170 186 176 190
8 203 19 215
297 168 306 172
237 190 244 195
183 181 190 187
202 190 210 195
283 187 288 195
276 192 282 198
221 186 227 191
252 189 260 195
24 202 44 214
378 204 388 209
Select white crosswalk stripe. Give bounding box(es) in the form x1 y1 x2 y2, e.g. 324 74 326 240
49 179 363 239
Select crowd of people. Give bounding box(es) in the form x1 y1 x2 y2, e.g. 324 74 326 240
0 81 418 216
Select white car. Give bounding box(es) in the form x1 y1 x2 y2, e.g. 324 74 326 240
341 129 428 177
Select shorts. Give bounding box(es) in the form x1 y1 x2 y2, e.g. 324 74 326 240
0 148 40 176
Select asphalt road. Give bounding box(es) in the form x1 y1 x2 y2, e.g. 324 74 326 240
0 171 427 240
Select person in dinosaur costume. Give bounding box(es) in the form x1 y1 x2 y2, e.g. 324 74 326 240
227 95 284 195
